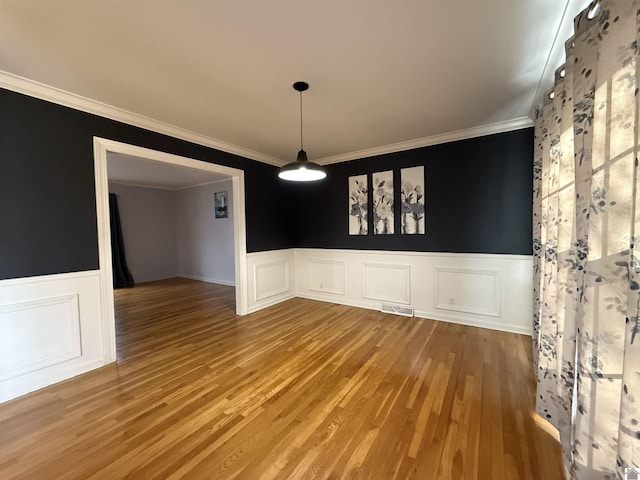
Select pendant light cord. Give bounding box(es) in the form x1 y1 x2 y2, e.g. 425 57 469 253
278 81 325 181
299 90 304 151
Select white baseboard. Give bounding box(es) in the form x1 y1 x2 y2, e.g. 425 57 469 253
296 291 386 313
414 310 531 335
0 357 105 403
247 292 296 314
178 274 235 287
297 292 531 335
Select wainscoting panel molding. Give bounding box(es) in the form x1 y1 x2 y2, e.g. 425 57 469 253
0 249 532 403
362 263 411 304
434 267 501 317
254 261 289 301
307 259 346 295
0 294 81 381
0 270 104 403
294 248 532 335
247 250 295 313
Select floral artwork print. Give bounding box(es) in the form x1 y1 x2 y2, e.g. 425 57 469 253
373 171 393 234
348 174 368 235
400 166 424 234
533 0 640 478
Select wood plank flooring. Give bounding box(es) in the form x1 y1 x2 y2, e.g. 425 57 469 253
0 277 564 479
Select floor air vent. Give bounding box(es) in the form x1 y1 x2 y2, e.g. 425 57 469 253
381 303 415 317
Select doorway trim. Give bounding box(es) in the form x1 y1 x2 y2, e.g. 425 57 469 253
93 137 248 363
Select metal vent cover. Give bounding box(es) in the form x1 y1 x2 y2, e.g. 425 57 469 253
381 303 415 317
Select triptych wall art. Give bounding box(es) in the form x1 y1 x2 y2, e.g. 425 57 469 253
348 175 368 235
373 170 394 234
348 166 424 236
400 166 425 234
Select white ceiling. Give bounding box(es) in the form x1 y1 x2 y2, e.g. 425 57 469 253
107 152 229 190
0 0 587 165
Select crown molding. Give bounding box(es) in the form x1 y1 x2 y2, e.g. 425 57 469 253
0 70 284 167
1 70 534 169
315 117 534 165
529 0 590 117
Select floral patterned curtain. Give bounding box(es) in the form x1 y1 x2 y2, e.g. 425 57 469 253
533 0 640 478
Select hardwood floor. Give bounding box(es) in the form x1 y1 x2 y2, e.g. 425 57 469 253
0 278 564 479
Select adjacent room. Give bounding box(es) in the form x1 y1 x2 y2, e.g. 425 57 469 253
106 152 236 289
0 1 638 479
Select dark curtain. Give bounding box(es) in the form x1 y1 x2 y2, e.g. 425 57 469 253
109 193 134 288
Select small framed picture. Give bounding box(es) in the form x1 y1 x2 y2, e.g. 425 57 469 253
214 191 228 218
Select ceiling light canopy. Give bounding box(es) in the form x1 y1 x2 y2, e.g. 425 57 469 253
278 82 327 182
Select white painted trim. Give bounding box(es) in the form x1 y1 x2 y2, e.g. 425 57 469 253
94 140 116 364
0 269 101 287
232 174 248 315
246 249 295 257
109 177 233 192
98 139 246 178
529 0 591 116
246 250 295 313
433 266 501 317
293 247 532 262
294 291 529 336
296 292 380 312
244 247 534 335
94 138 249 363
307 259 346 296
293 248 532 335
178 274 235 287
0 70 282 167
315 117 534 165
247 293 296 314
253 260 290 301
362 262 411 305
0 357 105 404
0 270 104 403
414 309 531 336
0 294 82 381
1 70 535 169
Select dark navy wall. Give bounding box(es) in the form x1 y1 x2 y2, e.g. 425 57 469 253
0 88 292 280
0 87 532 281
289 128 534 255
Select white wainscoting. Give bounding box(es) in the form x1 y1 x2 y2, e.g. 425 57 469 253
246 249 295 313
0 270 105 403
307 259 346 295
0 249 530 403
0 293 82 381
362 262 411 304
434 267 501 317
294 249 532 335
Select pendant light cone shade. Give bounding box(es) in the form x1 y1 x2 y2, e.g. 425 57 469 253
278 82 327 182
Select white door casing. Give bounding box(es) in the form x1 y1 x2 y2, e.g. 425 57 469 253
93 137 248 363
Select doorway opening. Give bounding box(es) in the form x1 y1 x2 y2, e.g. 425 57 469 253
93 138 248 364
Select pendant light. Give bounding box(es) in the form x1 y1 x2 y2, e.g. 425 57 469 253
278 81 327 182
